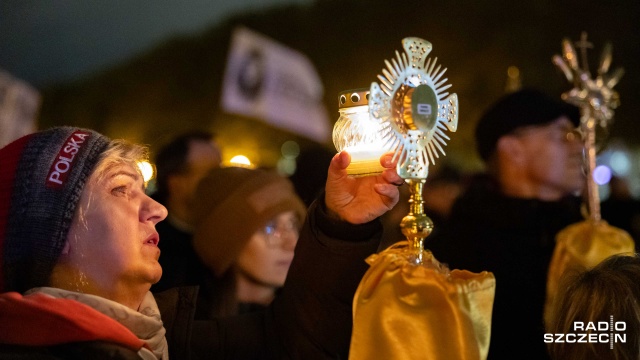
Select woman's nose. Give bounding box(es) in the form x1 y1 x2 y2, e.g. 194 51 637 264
143 195 168 224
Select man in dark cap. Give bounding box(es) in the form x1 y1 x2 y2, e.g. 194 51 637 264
427 88 584 359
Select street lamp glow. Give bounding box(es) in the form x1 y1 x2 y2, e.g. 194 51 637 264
593 165 612 185
229 155 252 167
610 151 630 176
137 161 154 183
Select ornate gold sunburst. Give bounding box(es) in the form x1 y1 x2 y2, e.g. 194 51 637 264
553 31 624 129
369 37 458 180
553 32 624 222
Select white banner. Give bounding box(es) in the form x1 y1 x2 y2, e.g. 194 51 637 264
0 70 40 148
221 27 330 143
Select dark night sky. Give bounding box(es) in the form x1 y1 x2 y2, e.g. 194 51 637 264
0 0 312 88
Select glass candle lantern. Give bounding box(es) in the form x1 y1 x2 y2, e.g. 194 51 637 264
332 88 387 176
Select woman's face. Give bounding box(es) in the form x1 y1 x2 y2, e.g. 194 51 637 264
62 162 168 295
236 211 299 288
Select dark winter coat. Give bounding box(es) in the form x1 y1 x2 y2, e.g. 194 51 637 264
426 175 582 360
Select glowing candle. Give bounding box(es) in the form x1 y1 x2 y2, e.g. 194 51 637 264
332 89 387 176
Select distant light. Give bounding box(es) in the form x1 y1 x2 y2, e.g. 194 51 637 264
593 165 612 185
610 151 631 176
507 66 520 78
229 155 252 167
137 161 154 183
277 157 296 176
281 140 300 159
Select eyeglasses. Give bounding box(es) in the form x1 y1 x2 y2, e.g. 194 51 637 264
511 124 583 143
261 219 300 248
559 127 583 143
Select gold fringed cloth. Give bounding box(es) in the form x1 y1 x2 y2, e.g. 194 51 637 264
544 220 635 325
349 242 496 360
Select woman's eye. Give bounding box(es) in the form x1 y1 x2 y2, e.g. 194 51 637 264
111 186 128 196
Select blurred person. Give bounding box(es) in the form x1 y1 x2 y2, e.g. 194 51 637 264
187 167 306 318
427 88 584 359
546 254 640 360
288 145 335 207
379 164 465 250
602 175 640 241
422 163 465 229
151 131 221 292
0 126 402 359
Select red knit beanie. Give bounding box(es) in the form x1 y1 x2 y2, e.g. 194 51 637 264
0 127 110 293
190 167 306 276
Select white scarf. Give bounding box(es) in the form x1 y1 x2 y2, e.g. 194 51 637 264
27 287 169 360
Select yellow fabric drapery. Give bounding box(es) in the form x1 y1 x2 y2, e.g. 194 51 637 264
349 242 496 360
544 219 635 326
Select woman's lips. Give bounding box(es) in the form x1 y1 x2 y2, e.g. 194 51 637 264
144 232 160 246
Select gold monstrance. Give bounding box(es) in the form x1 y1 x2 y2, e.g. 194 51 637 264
345 37 495 360
368 37 458 264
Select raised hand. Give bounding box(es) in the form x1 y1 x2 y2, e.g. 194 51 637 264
325 151 402 224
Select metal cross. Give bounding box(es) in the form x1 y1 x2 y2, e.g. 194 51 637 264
574 31 593 74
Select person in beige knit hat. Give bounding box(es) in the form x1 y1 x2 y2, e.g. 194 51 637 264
189 166 307 318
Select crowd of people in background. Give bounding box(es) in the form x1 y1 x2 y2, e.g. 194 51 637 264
0 87 639 359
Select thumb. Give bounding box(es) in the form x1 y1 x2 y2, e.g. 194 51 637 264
327 151 350 180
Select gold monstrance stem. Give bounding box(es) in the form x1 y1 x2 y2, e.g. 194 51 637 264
583 113 601 222
400 179 434 264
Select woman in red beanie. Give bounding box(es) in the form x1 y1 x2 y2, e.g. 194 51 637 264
0 127 402 359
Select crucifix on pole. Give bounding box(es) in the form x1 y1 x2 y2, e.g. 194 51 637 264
574 31 593 75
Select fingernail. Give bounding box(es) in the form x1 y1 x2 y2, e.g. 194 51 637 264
382 154 393 166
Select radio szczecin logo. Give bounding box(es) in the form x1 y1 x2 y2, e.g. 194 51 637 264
544 316 626 349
